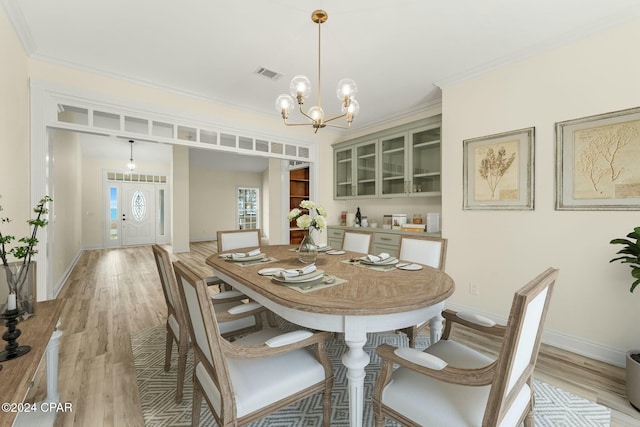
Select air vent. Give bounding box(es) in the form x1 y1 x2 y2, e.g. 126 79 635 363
255 67 283 81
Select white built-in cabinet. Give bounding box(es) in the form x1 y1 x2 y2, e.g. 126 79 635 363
333 115 441 199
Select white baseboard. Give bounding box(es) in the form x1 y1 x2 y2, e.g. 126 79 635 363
52 248 83 299
445 302 627 368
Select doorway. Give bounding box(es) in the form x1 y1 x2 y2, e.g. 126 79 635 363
104 175 170 247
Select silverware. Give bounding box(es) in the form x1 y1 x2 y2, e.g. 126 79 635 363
301 275 336 290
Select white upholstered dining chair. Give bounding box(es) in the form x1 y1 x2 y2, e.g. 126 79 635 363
373 267 558 427
172 260 334 426
152 245 265 402
342 230 373 253
216 228 262 253
397 235 448 347
215 228 262 291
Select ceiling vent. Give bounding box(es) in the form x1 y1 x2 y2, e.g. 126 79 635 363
255 67 283 81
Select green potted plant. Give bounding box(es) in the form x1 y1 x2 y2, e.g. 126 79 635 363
610 227 640 411
0 195 52 319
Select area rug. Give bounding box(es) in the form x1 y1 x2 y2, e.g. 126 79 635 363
132 325 611 427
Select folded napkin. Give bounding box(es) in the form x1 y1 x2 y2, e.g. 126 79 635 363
366 252 390 263
280 264 317 278
231 249 262 260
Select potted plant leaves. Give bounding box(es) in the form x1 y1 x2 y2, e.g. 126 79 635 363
610 226 640 411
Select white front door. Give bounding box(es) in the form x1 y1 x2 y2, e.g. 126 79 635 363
122 183 156 246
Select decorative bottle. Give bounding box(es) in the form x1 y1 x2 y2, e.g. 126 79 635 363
355 207 362 226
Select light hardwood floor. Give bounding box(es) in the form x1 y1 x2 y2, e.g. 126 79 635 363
26 242 640 426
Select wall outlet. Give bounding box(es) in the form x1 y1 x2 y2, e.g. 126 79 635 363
469 281 480 295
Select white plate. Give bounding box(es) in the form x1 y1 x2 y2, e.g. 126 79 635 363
397 263 423 271
272 272 325 284
227 254 266 262
317 246 332 252
258 267 284 276
359 256 398 266
326 250 346 255
271 273 324 285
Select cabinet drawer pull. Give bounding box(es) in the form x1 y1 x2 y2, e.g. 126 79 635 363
380 237 392 241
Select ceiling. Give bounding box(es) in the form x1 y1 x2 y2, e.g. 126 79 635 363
6 0 640 133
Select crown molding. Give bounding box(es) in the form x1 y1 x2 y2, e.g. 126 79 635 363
1 0 36 54
435 5 640 89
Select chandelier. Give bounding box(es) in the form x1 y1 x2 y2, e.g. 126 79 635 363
275 10 359 133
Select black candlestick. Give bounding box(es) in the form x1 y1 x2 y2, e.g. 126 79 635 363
0 309 31 362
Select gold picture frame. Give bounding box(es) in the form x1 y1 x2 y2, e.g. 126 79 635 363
463 127 535 210
556 106 640 210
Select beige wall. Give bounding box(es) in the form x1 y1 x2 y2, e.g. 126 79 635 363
441 18 640 364
189 166 263 242
0 8 31 253
51 130 82 293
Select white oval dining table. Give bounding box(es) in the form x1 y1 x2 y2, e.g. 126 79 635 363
206 244 455 427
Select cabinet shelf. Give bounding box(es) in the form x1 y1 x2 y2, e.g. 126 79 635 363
413 140 441 149
382 147 404 154
337 181 353 186
358 179 376 184
289 166 309 244
383 175 404 181
337 159 352 164
413 172 440 178
358 153 376 159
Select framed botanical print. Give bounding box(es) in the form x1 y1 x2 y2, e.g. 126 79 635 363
463 127 535 210
556 106 640 210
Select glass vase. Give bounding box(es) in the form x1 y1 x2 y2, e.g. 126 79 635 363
0 262 36 322
298 232 318 264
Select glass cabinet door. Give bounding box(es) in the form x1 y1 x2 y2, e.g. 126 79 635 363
380 133 407 196
410 126 441 195
356 141 377 197
335 147 353 198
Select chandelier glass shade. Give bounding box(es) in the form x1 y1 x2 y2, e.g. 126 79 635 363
275 10 359 133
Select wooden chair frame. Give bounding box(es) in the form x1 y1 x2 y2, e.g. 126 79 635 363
152 245 263 402
397 235 448 270
216 228 262 253
374 267 558 427
172 260 334 426
397 235 448 347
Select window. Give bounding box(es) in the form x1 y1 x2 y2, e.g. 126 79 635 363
131 191 146 221
237 188 259 230
109 186 119 240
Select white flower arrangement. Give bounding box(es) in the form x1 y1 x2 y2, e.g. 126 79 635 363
287 200 327 231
